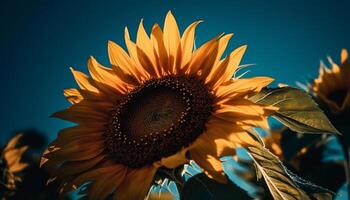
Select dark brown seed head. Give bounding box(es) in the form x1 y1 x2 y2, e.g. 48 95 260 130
104 75 214 168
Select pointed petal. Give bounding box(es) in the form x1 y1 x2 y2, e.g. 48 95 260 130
341 48 349 64
206 117 262 148
163 11 181 68
151 23 168 75
70 165 126 192
88 166 127 200
186 36 219 75
108 40 144 82
63 88 110 105
70 68 99 93
124 27 151 79
4 146 27 167
88 56 129 93
181 21 202 68
208 45 247 89
216 33 234 61
215 77 274 101
115 166 157 200
189 144 227 183
52 101 111 124
136 20 158 73
56 155 105 179
44 140 104 162
136 45 158 77
55 125 103 141
9 162 28 173
4 134 22 150
70 68 121 97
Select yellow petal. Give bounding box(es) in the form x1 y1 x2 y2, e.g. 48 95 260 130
195 40 220 80
206 117 261 148
214 105 273 130
208 45 247 89
70 68 99 93
341 48 348 64
215 77 274 100
70 68 120 97
4 134 22 151
88 166 127 200
54 125 104 146
163 11 181 67
160 148 188 168
70 165 126 192
9 162 28 173
199 130 235 157
52 101 110 125
136 45 158 77
151 23 168 75
56 155 105 179
203 34 234 84
115 166 158 200
189 146 227 183
63 88 107 104
63 89 83 104
180 20 202 68
216 33 234 61
108 40 145 82
88 56 129 94
186 36 219 75
44 140 104 162
215 98 277 117
124 27 151 79
136 19 157 69
4 146 27 168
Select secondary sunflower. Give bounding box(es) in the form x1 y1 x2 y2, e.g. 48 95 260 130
1 134 28 199
41 11 277 200
312 49 350 113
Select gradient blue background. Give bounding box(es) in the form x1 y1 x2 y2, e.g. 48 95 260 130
1 0 350 144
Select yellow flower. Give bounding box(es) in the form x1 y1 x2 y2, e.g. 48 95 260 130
41 11 277 200
1 134 28 199
312 49 350 113
264 128 284 160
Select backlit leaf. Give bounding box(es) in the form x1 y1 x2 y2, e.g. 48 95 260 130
248 146 333 200
250 87 339 134
248 146 310 200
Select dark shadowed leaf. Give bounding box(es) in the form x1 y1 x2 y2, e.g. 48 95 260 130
182 173 251 200
285 168 334 200
250 87 339 134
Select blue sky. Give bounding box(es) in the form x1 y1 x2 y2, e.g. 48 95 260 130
1 0 350 143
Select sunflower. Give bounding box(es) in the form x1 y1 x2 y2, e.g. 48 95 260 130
1 134 28 199
312 49 350 113
41 11 277 200
263 128 284 160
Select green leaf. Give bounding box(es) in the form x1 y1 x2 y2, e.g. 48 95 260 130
250 87 339 134
248 146 333 200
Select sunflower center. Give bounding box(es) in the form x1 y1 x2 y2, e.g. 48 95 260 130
104 75 214 168
327 89 348 107
124 88 185 139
